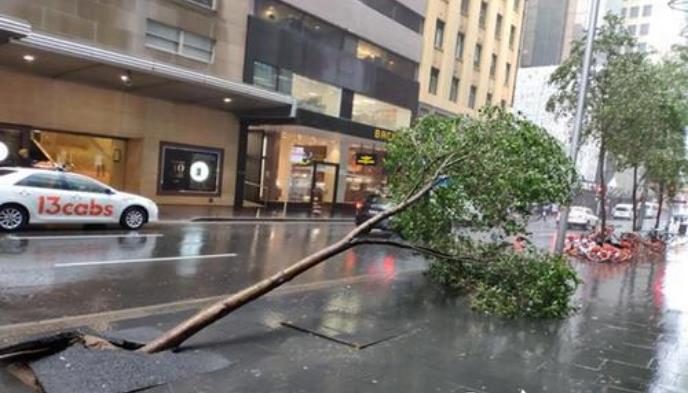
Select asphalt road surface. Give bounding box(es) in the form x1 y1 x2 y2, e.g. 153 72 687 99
0 217 658 330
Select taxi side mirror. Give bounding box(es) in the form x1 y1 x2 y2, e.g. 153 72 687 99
104 188 115 195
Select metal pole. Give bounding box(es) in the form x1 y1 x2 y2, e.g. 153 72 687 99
554 0 602 253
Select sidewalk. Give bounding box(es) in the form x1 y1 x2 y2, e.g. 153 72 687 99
3 249 686 393
157 205 355 223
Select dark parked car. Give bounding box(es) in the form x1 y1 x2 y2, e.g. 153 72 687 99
355 194 393 229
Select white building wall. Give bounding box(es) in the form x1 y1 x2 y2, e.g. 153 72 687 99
512 66 598 182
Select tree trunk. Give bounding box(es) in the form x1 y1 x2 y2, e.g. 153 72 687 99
139 156 460 354
655 182 664 230
598 141 607 230
632 165 638 231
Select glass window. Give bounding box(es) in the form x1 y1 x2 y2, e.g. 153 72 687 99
64 174 110 194
0 169 15 177
495 14 503 39
513 0 519 11
180 31 214 62
352 94 412 130
500 99 507 108
302 14 344 47
640 24 649 36
145 20 214 63
642 5 652 17
621 8 627 17
277 69 293 95
628 24 637 35
434 19 445 49
450 77 459 102
638 42 647 52
474 44 482 69
456 32 465 59
479 2 488 28
468 86 477 109
490 54 497 77
145 20 180 53
509 25 516 49
504 62 511 86
186 0 214 8
429 67 440 94
355 39 416 79
629 6 639 18
461 0 470 15
253 61 278 90
292 74 341 116
16 173 65 190
486 92 493 105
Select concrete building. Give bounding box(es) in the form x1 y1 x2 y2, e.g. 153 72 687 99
620 0 688 58
417 0 525 116
0 0 427 212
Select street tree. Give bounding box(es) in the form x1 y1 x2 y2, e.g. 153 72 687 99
139 109 579 353
547 13 636 230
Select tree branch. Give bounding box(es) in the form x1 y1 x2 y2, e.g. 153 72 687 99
139 153 467 354
350 238 485 264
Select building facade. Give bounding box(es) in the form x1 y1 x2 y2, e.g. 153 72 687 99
0 0 427 212
235 0 426 211
620 0 688 58
417 0 525 116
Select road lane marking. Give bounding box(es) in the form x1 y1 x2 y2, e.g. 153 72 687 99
0 269 423 340
6 233 164 241
54 253 237 268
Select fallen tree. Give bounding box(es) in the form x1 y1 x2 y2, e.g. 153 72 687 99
140 108 579 354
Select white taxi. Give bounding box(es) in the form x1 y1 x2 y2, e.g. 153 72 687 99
0 167 158 231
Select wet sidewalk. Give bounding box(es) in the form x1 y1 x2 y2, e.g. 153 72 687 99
3 246 686 392
157 205 354 223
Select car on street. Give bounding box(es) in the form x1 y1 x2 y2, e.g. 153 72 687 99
0 167 158 231
355 194 393 229
612 204 633 220
567 206 598 230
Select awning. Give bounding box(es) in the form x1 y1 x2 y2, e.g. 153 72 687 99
0 14 296 114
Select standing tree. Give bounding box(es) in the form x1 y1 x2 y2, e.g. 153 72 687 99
603 54 659 231
547 14 636 230
139 109 579 353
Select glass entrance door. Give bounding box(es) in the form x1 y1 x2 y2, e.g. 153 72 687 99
310 161 339 216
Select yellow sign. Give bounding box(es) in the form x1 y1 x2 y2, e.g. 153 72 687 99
355 153 377 166
373 128 394 141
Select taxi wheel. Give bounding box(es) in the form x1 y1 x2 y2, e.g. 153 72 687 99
121 207 147 230
0 204 28 232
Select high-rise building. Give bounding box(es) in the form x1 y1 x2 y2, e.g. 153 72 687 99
417 0 525 116
0 0 427 211
620 0 688 58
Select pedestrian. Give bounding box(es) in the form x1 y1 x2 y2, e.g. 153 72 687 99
541 204 549 222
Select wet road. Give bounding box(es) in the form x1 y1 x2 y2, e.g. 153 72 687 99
0 218 636 328
0 222 433 326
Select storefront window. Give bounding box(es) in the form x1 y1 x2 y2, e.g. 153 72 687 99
352 94 412 130
344 147 387 202
260 129 340 204
292 74 341 117
32 130 127 189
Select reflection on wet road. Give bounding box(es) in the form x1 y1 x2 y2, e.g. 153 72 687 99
0 223 425 325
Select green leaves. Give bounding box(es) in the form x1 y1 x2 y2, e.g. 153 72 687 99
384 108 579 319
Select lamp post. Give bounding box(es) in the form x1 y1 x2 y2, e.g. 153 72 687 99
554 0 603 253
